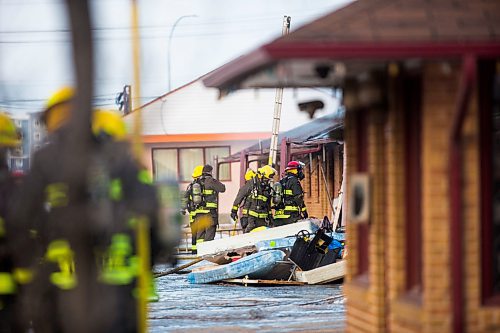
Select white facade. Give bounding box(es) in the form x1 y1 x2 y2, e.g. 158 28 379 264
125 79 337 135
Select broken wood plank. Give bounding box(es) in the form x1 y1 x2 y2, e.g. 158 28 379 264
222 278 306 286
154 257 204 278
294 260 346 285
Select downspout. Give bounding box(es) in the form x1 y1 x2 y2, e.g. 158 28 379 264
239 150 248 187
450 54 476 333
279 137 290 176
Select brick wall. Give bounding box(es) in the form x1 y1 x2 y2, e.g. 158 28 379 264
344 60 500 333
345 102 388 332
301 143 343 221
420 62 458 333
385 68 422 333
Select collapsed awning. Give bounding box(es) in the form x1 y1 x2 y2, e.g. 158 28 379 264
222 112 343 163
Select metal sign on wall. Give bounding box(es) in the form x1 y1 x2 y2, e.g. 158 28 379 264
348 173 370 223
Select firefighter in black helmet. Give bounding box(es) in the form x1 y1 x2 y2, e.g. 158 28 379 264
273 161 308 226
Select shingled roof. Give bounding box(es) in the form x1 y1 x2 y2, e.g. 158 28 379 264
204 0 500 90
280 0 500 43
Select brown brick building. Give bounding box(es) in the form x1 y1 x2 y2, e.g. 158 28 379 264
203 0 500 332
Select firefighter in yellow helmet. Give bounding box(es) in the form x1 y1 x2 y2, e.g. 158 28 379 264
92 109 127 141
7 88 85 331
182 164 225 252
8 86 166 332
42 86 74 133
231 165 276 233
181 165 203 253
90 108 166 330
230 168 256 233
0 112 31 332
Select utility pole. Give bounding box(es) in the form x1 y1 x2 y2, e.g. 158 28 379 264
268 16 291 167
130 2 149 333
115 85 131 115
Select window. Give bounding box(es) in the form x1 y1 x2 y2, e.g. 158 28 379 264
152 149 178 182
152 146 231 183
179 148 203 182
404 73 423 296
480 59 500 304
206 147 230 181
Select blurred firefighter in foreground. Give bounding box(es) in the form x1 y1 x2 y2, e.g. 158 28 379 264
181 164 225 253
231 165 276 233
273 161 308 226
230 168 256 233
9 88 179 332
0 112 31 332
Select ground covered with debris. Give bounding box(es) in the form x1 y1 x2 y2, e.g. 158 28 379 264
149 261 345 332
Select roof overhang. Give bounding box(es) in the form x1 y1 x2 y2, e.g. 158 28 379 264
203 41 500 91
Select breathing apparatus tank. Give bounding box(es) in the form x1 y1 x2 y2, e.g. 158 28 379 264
272 181 283 206
191 181 203 206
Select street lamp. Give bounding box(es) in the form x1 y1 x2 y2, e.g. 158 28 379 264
167 15 198 91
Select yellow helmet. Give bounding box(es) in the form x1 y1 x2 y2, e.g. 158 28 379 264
192 165 204 179
257 165 277 179
43 86 75 132
92 109 127 141
0 112 20 147
244 168 256 181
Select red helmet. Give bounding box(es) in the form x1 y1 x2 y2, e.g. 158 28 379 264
285 161 304 171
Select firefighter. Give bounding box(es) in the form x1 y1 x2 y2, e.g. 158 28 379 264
188 164 225 250
181 165 204 254
230 168 256 233
231 165 276 233
273 161 308 226
0 112 32 332
7 87 78 332
91 109 164 331
8 88 165 332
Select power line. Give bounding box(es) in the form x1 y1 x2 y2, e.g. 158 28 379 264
0 9 326 35
0 26 285 44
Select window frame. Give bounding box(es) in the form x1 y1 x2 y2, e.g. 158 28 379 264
151 145 232 183
479 59 500 306
403 72 423 297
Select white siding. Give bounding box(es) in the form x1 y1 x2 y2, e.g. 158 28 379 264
125 80 337 135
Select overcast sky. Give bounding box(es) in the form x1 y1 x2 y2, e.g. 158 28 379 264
0 0 352 115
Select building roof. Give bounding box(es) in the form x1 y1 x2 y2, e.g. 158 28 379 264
203 0 500 90
224 112 343 162
279 0 500 43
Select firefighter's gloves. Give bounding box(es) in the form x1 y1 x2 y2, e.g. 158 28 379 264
302 211 309 219
180 209 187 216
230 211 238 221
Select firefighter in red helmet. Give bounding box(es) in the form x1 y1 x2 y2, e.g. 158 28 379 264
273 161 308 226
